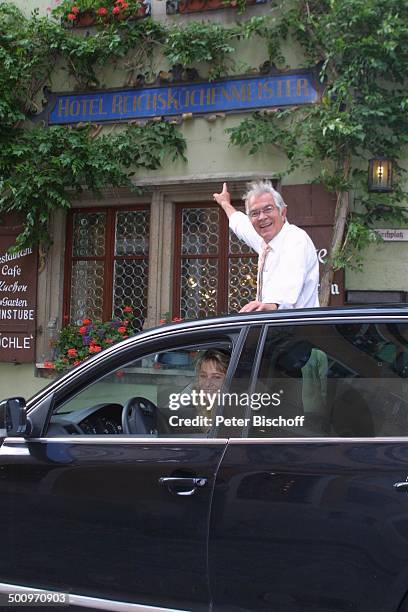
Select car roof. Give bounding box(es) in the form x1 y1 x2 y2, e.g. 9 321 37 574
150 304 408 334
168 303 408 326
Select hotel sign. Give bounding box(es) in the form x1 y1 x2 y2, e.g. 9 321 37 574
41 72 320 125
0 215 38 363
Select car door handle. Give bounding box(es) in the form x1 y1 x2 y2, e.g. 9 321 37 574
394 481 408 491
159 476 208 496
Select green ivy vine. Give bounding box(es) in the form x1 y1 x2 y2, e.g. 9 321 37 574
0 0 275 249
0 122 186 250
0 1 190 249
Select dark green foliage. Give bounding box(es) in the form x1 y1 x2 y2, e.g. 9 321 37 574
0 123 186 249
0 2 186 249
164 21 239 80
0 4 55 125
0 0 262 251
50 18 167 88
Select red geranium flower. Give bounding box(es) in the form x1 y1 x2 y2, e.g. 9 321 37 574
67 348 78 357
79 326 87 334
89 344 102 353
123 306 132 313
97 7 108 14
82 318 91 325
71 6 80 13
73 360 81 366
44 361 55 369
112 6 121 13
67 12 76 20
118 326 126 334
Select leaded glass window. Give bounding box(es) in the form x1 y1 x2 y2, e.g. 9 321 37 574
174 204 257 319
66 207 149 329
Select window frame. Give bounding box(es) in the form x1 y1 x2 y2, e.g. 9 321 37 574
63 205 150 323
44 325 248 437
172 202 257 318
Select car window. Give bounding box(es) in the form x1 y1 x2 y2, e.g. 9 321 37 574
248 322 408 438
48 342 232 437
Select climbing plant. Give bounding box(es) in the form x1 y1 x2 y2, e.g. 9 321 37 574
0 2 187 249
163 21 239 80
0 0 273 250
0 122 186 249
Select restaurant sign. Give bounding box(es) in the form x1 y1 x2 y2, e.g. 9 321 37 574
38 71 319 125
0 216 38 363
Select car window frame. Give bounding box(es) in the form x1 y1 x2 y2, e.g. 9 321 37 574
243 316 408 440
38 326 249 439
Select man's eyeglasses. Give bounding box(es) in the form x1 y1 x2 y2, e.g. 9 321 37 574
248 205 277 220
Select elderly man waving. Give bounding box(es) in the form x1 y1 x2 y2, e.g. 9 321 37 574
213 180 319 312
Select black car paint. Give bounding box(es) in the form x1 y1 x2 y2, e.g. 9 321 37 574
209 440 408 611
0 438 224 610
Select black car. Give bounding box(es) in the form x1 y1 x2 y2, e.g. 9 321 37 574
2 306 408 612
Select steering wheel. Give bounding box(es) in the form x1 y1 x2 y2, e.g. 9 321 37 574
121 396 157 435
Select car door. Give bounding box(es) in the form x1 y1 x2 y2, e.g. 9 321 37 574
0 327 245 611
210 315 408 612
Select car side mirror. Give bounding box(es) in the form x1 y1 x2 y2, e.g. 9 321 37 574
0 397 28 437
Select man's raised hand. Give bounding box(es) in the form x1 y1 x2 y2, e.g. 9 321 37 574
213 183 231 207
213 183 236 218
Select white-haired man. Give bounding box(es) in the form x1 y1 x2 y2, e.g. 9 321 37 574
213 181 319 312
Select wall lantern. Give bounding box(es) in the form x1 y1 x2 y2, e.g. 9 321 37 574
368 157 393 192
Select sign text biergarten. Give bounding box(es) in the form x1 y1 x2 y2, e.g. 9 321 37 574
48 72 319 125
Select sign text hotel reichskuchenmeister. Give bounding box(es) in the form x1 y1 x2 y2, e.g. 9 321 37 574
38 72 320 125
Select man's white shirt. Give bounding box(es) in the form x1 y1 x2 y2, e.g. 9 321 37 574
229 211 319 309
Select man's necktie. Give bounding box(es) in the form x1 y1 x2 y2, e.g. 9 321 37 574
256 241 271 301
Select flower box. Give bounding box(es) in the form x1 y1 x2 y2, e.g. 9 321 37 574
167 0 262 14
54 0 150 28
75 10 96 26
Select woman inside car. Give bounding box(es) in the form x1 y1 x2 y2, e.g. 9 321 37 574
166 348 230 434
